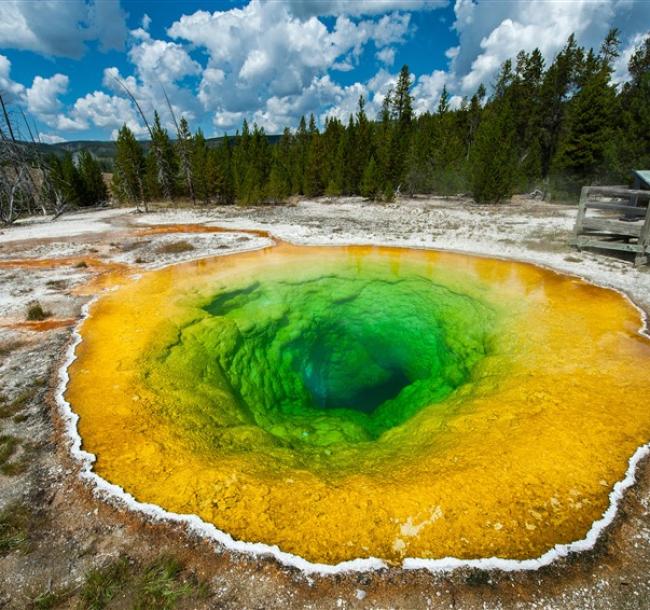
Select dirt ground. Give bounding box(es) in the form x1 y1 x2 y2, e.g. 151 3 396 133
0 196 649 609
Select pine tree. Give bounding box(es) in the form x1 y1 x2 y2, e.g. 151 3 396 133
304 124 324 197
266 147 291 203
176 116 195 203
149 111 176 201
360 156 381 200
78 150 108 205
539 35 581 176
390 65 414 187
191 129 211 205
111 124 146 209
49 153 80 207
552 39 618 193
470 99 517 204
617 34 650 173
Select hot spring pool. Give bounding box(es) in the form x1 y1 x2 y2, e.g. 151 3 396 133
64 244 650 566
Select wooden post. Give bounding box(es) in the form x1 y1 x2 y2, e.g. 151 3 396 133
573 186 589 248
635 203 650 267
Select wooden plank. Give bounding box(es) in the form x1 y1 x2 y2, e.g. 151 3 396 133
573 238 645 253
584 202 647 215
587 186 650 199
581 218 642 237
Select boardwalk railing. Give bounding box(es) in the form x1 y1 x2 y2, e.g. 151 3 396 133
571 185 650 267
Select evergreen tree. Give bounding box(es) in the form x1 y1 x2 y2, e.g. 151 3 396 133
360 156 381 199
191 129 211 204
304 123 324 197
50 152 83 206
553 35 618 192
176 116 195 203
267 147 291 203
149 111 176 201
78 150 108 205
213 134 236 205
617 34 650 173
111 124 146 209
470 99 517 203
390 65 414 186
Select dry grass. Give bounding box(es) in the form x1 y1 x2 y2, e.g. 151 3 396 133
26 302 51 321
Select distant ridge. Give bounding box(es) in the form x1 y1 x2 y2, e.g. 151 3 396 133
34 134 282 168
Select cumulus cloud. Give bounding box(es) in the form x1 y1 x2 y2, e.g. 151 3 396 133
0 54 26 103
412 69 447 114
26 74 69 120
451 0 650 95
0 0 127 58
286 0 448 18
376 46 396 65
39 133 66 144
61 89 149 138
7 0 649 141
167 0 413 126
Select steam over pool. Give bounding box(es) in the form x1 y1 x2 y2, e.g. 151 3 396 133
66 244 650 565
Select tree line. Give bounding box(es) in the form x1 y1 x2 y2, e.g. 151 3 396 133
1 28 649 224
111 29 648 207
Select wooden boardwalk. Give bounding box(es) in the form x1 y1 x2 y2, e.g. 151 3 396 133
571 172 650 267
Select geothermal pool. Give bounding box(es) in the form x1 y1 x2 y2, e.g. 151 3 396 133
65 244 650 566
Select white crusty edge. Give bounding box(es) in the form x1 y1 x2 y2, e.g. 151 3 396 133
54 240 650 575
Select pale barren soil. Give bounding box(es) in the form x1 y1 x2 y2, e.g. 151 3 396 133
0 196 649 610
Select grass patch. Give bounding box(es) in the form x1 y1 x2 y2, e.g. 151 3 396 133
78 554 209 610
0 501 33 554
79 556 131 610
30 588 72 610
133 556 193 610
157 241 195 255
26 303 51 322
0 434 30 476
74 261 88 269
0 384 40 419
0 434 18 467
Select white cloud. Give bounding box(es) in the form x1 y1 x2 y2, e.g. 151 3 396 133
62 90 149 137
26 74 69 119
286 0 448 18
128 30 201 85
0 54 26 103
0 0 127 58
376 46 396 65
39 133 66 144
8 0 649 142
612 30 650 84
168 1 414 120
412 69 447 114
451 0 650 95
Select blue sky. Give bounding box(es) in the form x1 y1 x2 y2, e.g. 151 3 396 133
0 0 648 143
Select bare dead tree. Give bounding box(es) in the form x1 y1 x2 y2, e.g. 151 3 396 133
0 92 41 224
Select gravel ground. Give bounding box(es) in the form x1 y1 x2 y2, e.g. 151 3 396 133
0 196 649 610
